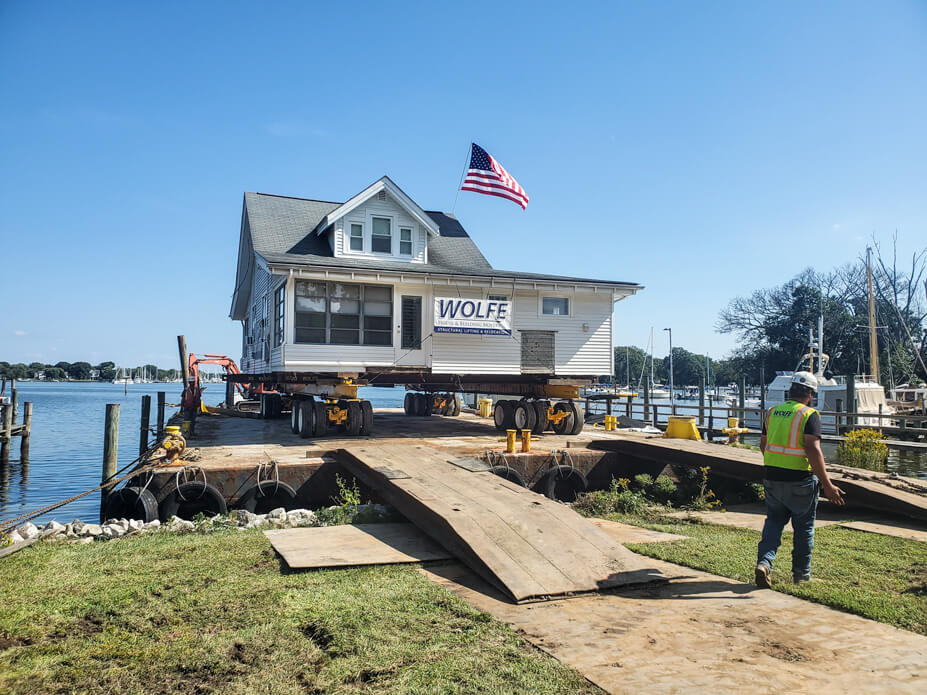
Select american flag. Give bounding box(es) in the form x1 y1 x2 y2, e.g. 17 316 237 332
461 143 529 209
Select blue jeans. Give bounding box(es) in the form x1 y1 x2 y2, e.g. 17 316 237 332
757 475 819 580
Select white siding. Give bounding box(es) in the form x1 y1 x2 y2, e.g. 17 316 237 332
431 287 520 375
333 192 426 263
240 259 287 374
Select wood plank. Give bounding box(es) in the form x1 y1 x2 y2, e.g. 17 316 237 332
264 523 452 568
338 443 664 602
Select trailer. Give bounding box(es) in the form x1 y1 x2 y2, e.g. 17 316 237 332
229 176 642 437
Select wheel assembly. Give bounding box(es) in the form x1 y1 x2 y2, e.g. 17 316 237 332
298 398 315 438
313 400 329 436
403 392 414 416
567 400 585 435
359 400 373 435
532 400 549 435
512 401 537 431
345 401 363 436
493 400 514 430
550 401 573 435
290 399 300 434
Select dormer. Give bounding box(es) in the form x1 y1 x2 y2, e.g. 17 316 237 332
313 176 440 264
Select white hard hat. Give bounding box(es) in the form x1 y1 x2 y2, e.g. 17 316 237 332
791 371 818 393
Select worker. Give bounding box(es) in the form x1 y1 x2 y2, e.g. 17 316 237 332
181 378 202 436
756 371 844 588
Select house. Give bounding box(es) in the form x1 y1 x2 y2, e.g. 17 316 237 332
230 176 642 390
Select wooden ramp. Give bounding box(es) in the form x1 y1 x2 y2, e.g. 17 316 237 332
338 444 665 603
265 523 452 568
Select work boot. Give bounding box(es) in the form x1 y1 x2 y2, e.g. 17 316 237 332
793 576 820 585
755 563 772 589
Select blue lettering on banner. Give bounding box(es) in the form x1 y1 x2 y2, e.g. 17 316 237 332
433 297 513 336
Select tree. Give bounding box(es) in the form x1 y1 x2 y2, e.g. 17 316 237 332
7 363 28 380
95 361 116 381
68 361 92 381
28 362 45 378
54 361 72 374
662 347 708 387
43 367 66 380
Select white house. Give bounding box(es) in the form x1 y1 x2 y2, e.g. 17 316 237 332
230 176 642 389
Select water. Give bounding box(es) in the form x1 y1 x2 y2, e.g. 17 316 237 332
0 382 407 526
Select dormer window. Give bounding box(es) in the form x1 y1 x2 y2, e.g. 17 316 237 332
399 227 413 256
349 223 363 251
371 217 391 253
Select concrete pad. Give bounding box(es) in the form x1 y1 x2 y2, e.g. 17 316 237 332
588 518 687 544
666 503 868 532
840 520 927 543
422 559 927 694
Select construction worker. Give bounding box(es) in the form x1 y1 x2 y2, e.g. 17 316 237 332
181 378 202 436
756 371 844 588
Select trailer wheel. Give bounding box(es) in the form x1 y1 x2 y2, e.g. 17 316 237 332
490 465 527 487
298 398 315 438
403 392 414 416
290 398 301 433
551 402 573 435
359 400 373 435
450 394 461 417
235 480 299 514
101 486 158 523
422 393 433 417
539 465 588 502
313 400 329 436
493 400 514 430
568 401 585 435
513 401 537 431
532 400 549 434
260 394 269 419
158 481 227 521
345 401 363 436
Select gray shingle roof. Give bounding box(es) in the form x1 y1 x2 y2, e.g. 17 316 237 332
232 190 640 320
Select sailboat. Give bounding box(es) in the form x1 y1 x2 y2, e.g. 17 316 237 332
112 367 133 385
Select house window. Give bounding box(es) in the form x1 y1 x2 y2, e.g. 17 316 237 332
349 223 363 251
542 297 569 316
294 280 393 346
273 285 285 347
371 217 391 253
399 227 413 256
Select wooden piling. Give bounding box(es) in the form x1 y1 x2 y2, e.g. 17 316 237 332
643 380 651 425
225 378 234 409
738 378 746 427
846 374 856 428
177 335 190 386
139 395 151 456
10 384 17 422
101 403 119 521
20 402 32 460
0 404 11 462
156 391 166 439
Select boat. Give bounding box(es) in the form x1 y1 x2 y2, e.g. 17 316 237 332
112 367 133 385
889 383 927 415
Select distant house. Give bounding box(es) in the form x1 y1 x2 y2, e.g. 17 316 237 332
35 371 45 381
230 176 642 380
90 369 101 380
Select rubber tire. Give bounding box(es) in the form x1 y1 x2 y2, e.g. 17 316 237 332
403 392 414 416
568 401 585 435
298 399 315 439
271 394 283 418
158 481 227 521
513 401 537 431
551 402 573 435
422 394 433 417
235 480 299 514
450 394 461 417
489 465 527 487
290 399 300 433
541 466 588 502
313 400 329 436
101 486 158 523
260 394 268 419
345 401 363 436
494 401 515 430
359 400 373 435
532 401 549 435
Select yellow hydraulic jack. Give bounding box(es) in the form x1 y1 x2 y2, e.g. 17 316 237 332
721 417 750 444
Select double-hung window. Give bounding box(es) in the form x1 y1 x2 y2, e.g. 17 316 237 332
349 223 363 252
399 227 413 256
294 281 393 346
371 217 392 253
273 285 285 347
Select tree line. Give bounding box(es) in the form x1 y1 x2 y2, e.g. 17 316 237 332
0 361 179 382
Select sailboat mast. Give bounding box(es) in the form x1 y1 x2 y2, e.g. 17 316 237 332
867 247 880 383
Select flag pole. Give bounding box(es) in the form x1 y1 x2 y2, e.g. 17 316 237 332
451 143 472 214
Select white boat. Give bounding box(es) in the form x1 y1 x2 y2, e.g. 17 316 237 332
889 383 927 414
112 367 133 385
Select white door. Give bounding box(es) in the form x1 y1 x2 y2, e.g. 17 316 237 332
395 292 427 366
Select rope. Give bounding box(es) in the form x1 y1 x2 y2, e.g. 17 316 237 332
255 460 280 496
173 465 207 501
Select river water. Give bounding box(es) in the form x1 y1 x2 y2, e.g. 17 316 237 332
3 384 924 527
0 382 407 527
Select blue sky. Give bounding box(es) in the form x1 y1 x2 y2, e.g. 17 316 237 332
1 1 925 368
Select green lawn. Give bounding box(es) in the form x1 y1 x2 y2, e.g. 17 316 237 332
601 511 927 635
0 530 600 695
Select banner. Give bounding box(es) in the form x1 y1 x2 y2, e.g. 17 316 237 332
434 297 512 336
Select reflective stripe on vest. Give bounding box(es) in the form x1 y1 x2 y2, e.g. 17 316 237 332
764 401 814 471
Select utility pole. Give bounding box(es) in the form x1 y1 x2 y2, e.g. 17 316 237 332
664 327 675 413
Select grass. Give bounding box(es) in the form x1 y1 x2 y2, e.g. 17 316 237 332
590 510 927 635
0 530 600 695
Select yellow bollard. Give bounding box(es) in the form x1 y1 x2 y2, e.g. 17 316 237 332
479 398 493 418
664 416 701 441
604 415 617 431
506 429 517 453
520 429 531 452
727 417 738 429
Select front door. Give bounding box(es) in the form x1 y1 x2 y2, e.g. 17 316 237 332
396 295 425 366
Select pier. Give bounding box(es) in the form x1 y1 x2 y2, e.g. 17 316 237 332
0 381 32 462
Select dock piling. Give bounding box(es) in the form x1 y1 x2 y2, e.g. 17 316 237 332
156 392 166 439
698 376 705 427
0 404 10 462
139 395 151 456
177 335 190 386
643 380 651 425
10 384 17 422
20 402 32 460
101 403 120 522
738 378 746 427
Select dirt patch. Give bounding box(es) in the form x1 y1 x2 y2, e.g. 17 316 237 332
763 639 810 663
0 635 33 650
301 622 334 650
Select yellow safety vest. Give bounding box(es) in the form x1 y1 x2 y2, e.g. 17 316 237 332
763 400 815 471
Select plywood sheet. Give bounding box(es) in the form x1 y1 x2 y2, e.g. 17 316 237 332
264 523 452 569
338 443 665 602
